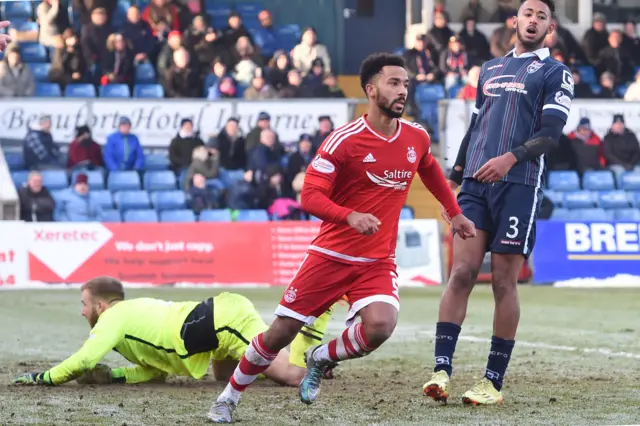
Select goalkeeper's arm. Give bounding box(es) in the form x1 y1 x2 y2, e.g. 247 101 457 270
76 364 167 385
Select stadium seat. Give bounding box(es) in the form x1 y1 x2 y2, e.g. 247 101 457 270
72 169 105 189
134 84 164 98
144 154 169 170
99 209 122 222
614 208 640 221
40 170 69 190
549 207 572 221
65 83 96 98
20 42 48 62
582 170 615 191
562 190 594 209
199 209 232 222
20 21 39 32
11 170 29 188
107 171 141 191
135 63 157 83
620 171 640 191
114 190 152 211
144 170 177 191
577 65 597 85
548 170 580 191
160 209 196 223
35 82 62 97
89 190 114 209
100 84 131 98
236 209 269 222
236 83 249 97
219 169 246 188
274 24 301 50
27 62 51 82
4 152 25 170
124 209 158 223
629 191 640 207
596 190 630 209
448 84 462 98
400 207 414 220
50 189 66 205
151 190 186 210
415 84 446 103
543 189 563 206
572 208 613 221
2 1 33 19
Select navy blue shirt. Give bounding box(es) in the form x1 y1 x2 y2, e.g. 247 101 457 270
463 47 574 187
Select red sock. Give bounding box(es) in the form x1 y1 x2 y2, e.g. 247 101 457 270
229 334 278 392
314 323 375 362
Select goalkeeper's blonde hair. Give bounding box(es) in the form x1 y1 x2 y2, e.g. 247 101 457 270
81 276 125 302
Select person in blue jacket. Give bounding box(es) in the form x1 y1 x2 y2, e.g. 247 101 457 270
57 173 102 222
103 116 145 171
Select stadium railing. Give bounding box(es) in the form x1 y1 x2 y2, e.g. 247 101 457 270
0 145 19 220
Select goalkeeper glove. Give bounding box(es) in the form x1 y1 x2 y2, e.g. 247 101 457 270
13 371 52 385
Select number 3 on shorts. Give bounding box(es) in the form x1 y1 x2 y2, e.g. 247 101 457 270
506 216 519 239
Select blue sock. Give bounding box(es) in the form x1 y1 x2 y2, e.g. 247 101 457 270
485 336 515 391
433 322 461 377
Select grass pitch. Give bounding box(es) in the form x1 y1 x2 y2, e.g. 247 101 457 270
1 286 639 425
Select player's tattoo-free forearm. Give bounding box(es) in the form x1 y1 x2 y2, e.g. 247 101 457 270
449 114 478 184
510 116 566 164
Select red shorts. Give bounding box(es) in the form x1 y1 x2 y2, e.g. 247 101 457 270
274 253 400 325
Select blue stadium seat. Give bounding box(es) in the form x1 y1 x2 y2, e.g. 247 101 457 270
11 170 29 188
50 189 66 205
206 178 226 191
40 170 69 190
614 208 640 221
572 207 613 221
237 1 261 18
124 209 158 223
89 190 114 209
620 171 640 191
543 189 563 206
203 73 219 96
107 171 141 191
577 65 597 85
2 1 33 19
100 84 131 98
549 207 572 221
35 82 61 97
5 152 25 170
151 190 186 210
596 190 630 209
562 190 594 209
134 84 164 98
617 82 631 98
20 42 47 62
415 84 446 103
274 24 301 49
27 63 51 82
144 154 170 170
582 170 615 191
219 169 245 187
72 169 105 189
19 21 39 32
135 63 157 83
236 83 249 97
236 209 269 222
448 84 462 98
160 209 196 223
206 0 232 17
65 83 96 98
99 209 122 222
548 170 580 191
629 191 640 207
199 209 232 222
115 190 152 211
144 170 176 191
400 207 414 220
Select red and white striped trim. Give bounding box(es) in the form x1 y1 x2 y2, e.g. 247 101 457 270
322 117 366 155
308 245 378 263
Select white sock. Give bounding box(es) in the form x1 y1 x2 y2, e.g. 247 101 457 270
312 344 331 362
217 382 242 404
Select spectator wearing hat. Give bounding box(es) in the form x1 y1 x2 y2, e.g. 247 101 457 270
18 171 55 222
440 35 469 90
285 133 314 185
245 111 282 155
311 115 333 151
157 30 188 85
67 125 103 170
603 114 640 172
567 118 604 174
581 13 609 66
23 115 59 171
291 27 331 77
103 117 145 172
56 173 102 222
209 117 247 170
169 118 204 172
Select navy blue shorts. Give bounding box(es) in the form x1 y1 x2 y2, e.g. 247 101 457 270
457 178 542 258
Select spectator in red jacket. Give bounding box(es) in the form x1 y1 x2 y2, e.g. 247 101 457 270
567 117 605 174
67 125 104 170
142 0 180 37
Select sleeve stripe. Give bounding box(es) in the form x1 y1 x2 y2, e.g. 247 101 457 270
324 122 366 155
323 117 364 154
542 104 569 117
472 107 479 114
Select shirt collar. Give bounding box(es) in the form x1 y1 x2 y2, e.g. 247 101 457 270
506 47 550 60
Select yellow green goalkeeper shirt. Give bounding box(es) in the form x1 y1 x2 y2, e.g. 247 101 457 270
47 298 212 385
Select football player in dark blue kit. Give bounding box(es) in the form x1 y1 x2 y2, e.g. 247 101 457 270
423 0 573 405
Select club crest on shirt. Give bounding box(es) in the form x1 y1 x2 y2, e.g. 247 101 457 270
527 60 544 74
284 287 297 303
407 146 417 163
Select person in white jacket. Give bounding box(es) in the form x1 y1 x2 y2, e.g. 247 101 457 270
290 27 331 77
623 70 640 101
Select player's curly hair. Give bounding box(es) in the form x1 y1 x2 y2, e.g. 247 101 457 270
520 0 556 14
359 53 405 94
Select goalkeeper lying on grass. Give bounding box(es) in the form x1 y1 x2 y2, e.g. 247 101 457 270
13 276 333 386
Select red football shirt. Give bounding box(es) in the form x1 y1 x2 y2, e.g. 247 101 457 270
302 114 460 264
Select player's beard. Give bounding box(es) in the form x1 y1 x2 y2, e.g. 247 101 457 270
88 308 99 328
516 26 547 50
378 96 404 119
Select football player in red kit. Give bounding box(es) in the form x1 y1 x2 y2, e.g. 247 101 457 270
207 53 476 423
